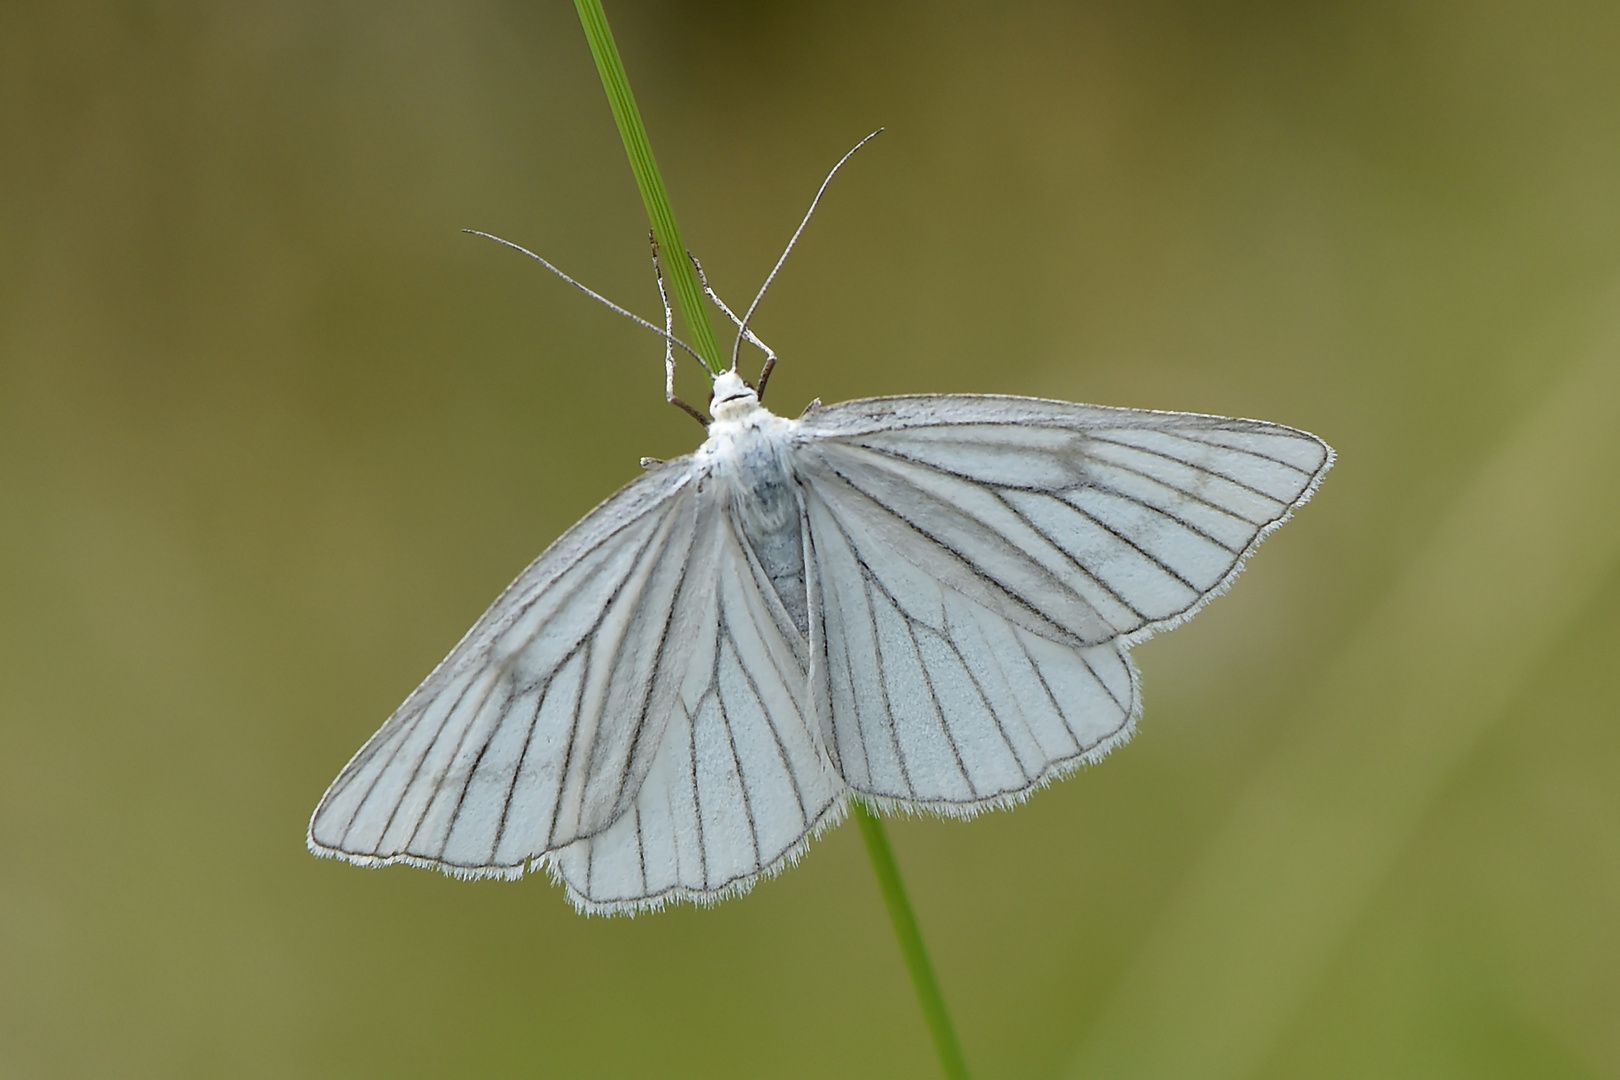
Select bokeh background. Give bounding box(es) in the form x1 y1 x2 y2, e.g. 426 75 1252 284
4 2 1618 1077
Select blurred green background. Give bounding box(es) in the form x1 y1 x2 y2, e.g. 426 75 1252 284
3 1 1618 1077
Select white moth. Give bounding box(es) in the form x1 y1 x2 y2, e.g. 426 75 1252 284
307 145 1333 915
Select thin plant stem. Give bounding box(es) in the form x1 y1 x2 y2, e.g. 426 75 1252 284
573 0 725 373
855 804 972 1080
570 8 969 1076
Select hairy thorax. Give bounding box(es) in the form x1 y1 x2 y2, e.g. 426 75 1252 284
701 375 810 637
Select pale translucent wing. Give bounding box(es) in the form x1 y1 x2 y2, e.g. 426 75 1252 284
798 394 1333 643
798 394 1331 808
550 502 846 913
307 459 716 877
805 480 1139 808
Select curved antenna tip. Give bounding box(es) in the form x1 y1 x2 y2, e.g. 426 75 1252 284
731 129 885 370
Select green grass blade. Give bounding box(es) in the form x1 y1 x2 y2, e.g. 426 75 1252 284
572 10 967 1074
856 804 973 1080
573 0 724 374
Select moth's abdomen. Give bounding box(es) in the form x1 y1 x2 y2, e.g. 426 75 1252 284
726 436 810 638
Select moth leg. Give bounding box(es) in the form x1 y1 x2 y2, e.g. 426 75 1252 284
688 251 780 400
649 233 710 428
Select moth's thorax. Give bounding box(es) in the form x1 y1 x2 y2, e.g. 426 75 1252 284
699 372 809 636
701 370 794 462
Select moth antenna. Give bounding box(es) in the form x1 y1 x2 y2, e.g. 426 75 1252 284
731 129 884 373
463 229 708 375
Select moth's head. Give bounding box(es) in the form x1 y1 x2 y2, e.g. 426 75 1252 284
709 369 760 423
